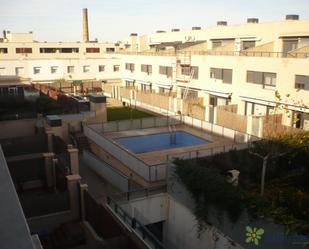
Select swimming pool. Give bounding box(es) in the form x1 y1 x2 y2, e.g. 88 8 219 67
115 131 210 154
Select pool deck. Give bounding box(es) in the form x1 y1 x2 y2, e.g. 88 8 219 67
103 125 235 165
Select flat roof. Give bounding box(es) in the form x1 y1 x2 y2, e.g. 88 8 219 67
0 145 36 249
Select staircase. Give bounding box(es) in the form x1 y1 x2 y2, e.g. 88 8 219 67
71 132 91 152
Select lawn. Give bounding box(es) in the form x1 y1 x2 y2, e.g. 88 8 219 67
107 107 155 121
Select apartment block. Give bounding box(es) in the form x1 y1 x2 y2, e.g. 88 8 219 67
1 15 309 131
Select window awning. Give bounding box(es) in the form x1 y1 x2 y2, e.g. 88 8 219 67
240 95 309 113
136 80 152 86
279 34 309 39
239 95 275 106
204 89 232 98
153 82 172 89
123 78 135 82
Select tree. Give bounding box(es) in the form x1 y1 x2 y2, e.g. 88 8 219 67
250 132 309 196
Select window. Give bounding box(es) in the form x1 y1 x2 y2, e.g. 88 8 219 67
159 66 172 78
98 65 105 72
51 66 58 74
295 75 309 90
0 67 6 75
15 67 24 75
0 48 8 54
125 80 134 88
106 48 115 53
182 89 198 99
86 47 100 53
191 66 199 79
40 48 57 53
8 87 19 96
67 66 74 73
141 64 152 74
181 66 199 79
33 67 41 74
125 63 135 72
83 65 90 73
16 48 32 53
222 69 232 83
212 41 222 49
245 102 272 116
141 84 151 92
246 71 276 88
40 48 79 53
263 72 276 87
282 40 298 54
210 68 222 79
210 68 233 83
242 41 256 50
159 87 169 95
60 48 79 53
247 71 262 84
159 87 165 94
209 96 217 106
113 65 120 72
209 95 230 107
181 66 191 76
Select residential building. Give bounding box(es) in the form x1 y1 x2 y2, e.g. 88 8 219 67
1 15 309 130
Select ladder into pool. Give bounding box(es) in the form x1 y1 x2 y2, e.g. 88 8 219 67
169 125 177 145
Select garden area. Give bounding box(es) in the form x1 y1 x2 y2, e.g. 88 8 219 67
107 107 155 121
174 132 309 237
0 93 89 121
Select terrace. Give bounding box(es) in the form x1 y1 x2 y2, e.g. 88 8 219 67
83 114 256 189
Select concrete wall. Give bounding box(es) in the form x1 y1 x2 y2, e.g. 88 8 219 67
83 150 129 192
121 194 167 226
0 58 121 82
27 210 73 233
0 119 37 139
0 41 117 60
148 19 309 49
165 196 243 249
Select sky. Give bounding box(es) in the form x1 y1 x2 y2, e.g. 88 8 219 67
0 0 309 43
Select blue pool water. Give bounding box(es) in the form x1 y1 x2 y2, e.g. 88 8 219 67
115 131 210 154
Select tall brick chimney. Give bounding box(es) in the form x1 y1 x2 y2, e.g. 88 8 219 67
83 8 89 42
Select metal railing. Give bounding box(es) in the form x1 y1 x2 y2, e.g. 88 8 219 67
167 142 252 161
107 196 165 249
89 115 181 133
83 124 167 182
182 115 260 141
106 50 309 59
118 93 261 141
110 185 167 202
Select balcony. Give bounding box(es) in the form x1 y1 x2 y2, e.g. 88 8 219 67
105 50 309 59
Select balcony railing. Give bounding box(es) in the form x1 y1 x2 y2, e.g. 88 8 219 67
107 196 165 249
106 50 309 59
